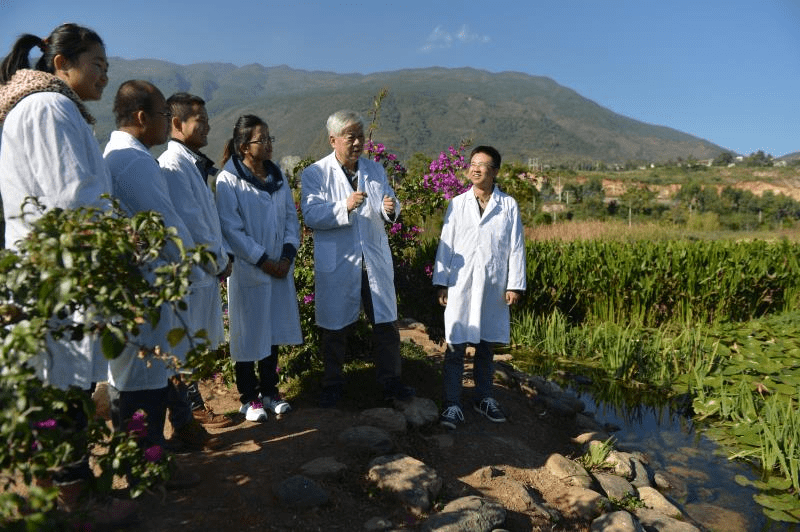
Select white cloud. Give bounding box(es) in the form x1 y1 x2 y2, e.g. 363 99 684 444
419 24 491 53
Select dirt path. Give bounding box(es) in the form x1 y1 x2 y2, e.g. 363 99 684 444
121 327 590 531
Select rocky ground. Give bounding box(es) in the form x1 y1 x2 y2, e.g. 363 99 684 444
93 325 706 531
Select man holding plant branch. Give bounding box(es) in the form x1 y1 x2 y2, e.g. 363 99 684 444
433 145 526 429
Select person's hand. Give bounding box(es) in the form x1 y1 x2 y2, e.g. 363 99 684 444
260 259 280 276
505 291 521 306
347 191 367 212
437 288 448 307
218 259 233 281
274 257 291 279
383 195 395 216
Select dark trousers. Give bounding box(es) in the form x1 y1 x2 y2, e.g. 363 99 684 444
51 386 94 484
442 341 494 408
235 345 279 404
108 383 169 448
165 375 195 430
320 269 401 390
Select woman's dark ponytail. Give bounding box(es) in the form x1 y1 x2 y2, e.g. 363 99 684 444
0 23 103 83
220 114 267 166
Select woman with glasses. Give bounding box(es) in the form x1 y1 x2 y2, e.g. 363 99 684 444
215 114 302 422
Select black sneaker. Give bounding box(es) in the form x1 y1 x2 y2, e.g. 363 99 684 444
383 378 415 403
319 386 342 408
439 405 464 429
473 397 506 423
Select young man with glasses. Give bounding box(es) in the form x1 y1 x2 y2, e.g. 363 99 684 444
433 146 526 429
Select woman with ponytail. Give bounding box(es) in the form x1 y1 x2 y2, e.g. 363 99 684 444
0 23 110 252
215 115 302 422
0 24 136 526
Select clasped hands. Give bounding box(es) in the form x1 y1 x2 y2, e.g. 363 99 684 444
260 257 291 278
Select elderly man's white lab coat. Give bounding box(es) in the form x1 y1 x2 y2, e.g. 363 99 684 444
0 91 112 389
104 130 196 391
301 153 400 330
433 186 526 345
215 159 302 362
159 140 228 349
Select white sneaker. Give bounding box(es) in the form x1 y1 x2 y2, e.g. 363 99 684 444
263 394 291 415
239 400 268 422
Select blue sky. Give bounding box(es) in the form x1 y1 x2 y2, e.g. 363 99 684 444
2 0 798 157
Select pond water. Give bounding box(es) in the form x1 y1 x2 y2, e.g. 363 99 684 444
512 354 796 531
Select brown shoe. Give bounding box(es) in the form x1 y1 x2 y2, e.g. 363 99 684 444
193 406 233 428
167 420 223 452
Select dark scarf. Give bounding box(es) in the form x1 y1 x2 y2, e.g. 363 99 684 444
170 138 218 186
231 155 283 194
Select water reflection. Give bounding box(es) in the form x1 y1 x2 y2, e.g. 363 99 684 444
513 351 794 532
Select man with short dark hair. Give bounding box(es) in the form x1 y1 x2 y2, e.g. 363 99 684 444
159 92 233 426
103 80 214 456
301 110 414 407
433 145 526 429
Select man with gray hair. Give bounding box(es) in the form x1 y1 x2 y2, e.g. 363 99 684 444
301 110 414 407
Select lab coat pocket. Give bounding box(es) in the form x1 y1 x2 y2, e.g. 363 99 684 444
235 260 267 287
315 240 337 273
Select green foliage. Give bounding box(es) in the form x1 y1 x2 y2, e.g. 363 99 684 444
523 239 800 327
0 198 210 526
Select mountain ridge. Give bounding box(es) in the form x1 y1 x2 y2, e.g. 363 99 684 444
87 59 731 165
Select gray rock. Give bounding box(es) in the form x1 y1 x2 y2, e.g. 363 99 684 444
637 486 683 519
653 472 672 490
605 450 634 479
273 475 328 508
494 478 535 512
577 412 606 432
573 431 612 446
364 516 394 530
545 453 593 488
634 508 700 532
360 407 408 433
541 395 579 417
422 495 506 532
393 396 439 427
594 471 637 500
338 425 394 454
299 456 347 477
367 454 442 514
591 510 644 532
559 486 608 521
630 457 653 488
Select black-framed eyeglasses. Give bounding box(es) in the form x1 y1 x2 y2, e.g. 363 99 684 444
154 110 173 120
248 136 275 145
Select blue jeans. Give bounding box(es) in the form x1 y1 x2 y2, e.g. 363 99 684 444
442 341 494 408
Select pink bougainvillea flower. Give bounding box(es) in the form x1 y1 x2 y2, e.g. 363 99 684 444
34 419 57 429
144 445 163 463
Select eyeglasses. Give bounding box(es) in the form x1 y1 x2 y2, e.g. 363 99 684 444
154 110 172 120
469 162 496 169
338 134 364 144
248 136 275 145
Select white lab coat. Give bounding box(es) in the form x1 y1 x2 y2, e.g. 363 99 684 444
433 186 526 345
301 152 400 330
159 141 228 349
215 159 302 362
104 130 196 391
0 92 112 390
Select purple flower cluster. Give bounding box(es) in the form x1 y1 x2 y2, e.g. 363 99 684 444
34 419 57 429
423 146 470 199
424 263 434 278
302 293 315 304
126 411 148 438
365 140 406 178
144 445 163 463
